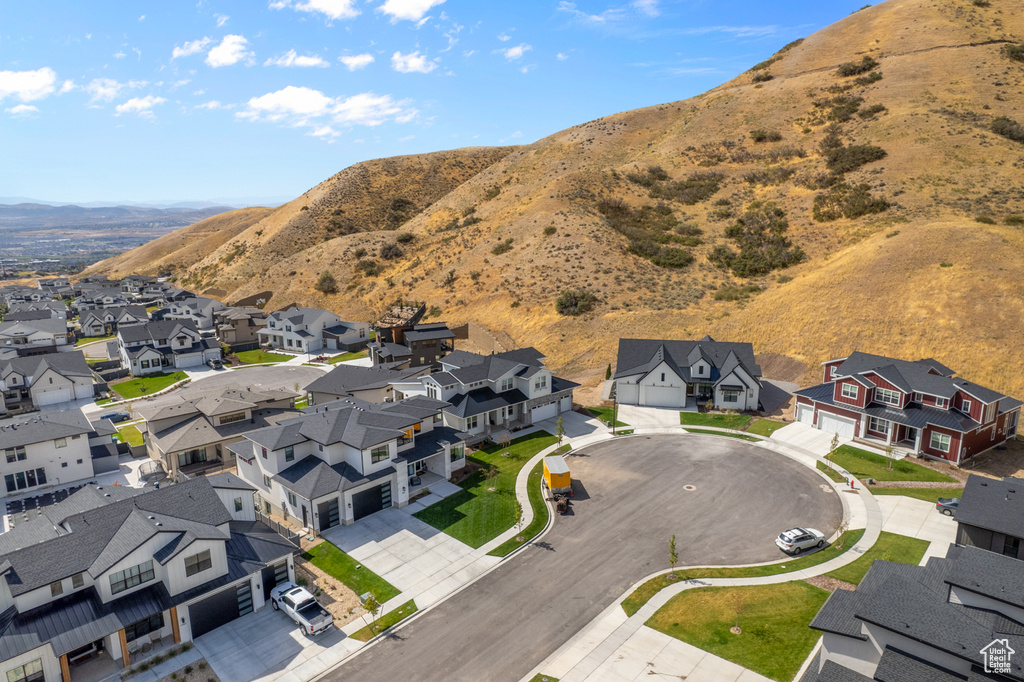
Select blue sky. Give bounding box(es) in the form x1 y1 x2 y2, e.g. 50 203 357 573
1 0 869 205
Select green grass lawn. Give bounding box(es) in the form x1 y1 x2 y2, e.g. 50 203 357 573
301 541 400 603
75 335 114 346
111 371 188 399
829 445 957 483
294 397 309 409
622 529 864 617
825 531 929 585
234 349 292 364
117 425 145 447
415 431 558 548
683 428 760 441
487 460 549 557
870 487 964 503
529 675 559 682
679 412 753 430
586 406 628 427
328 349 369 364
349 600 417 642
746 419 787 437
646 581 830 682
95 398 115 406
816 461 847 483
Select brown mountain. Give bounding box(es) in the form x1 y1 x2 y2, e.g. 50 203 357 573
86 0 1024 399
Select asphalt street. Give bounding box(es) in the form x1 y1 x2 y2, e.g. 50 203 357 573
326 433 843 682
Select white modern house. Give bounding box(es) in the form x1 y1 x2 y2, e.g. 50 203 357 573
0 319 70 355
117 320 222 375
164 297 226 331
257 307 367 353
1 351 95 413
78 306 148 338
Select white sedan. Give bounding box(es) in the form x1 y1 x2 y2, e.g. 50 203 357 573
775 527 826 554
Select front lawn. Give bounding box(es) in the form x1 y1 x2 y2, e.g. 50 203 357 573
487 460 548 557
586 406 627 427
328 349 369 364
415 431 557 548
870 487 964 503
825 531 929 585
117 425 145 447
234 349 292 364
646 581 830 682
111 371 187 399
679 412 752 430
816 461 847 483
683 428 759 441
75 335 114 346
746 419 787 437
828 445 958 483
349 600 417 642
622 529 864 616
301 541 400 603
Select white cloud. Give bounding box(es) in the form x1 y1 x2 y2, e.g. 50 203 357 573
520 64 535 73
556 52 569 60
215 13 229 27
397 134 415 141
85 78 142 103
195 100 228 109
499 130 523 143
238 85 417 130
114 51 127 59
6 104 40 117
391 50 437 73
339 53 374 71
633 0 658 16
414 15 432 29
270 0 359 21
205 35 253 67
58 79 76 94
497 33 511 42
677 25 780 37
171 37 213 60
264 50 329 67
0 67 58 102
133 47 142 60
238 85 335 122
377 0 445 22
115 95 166 117
501 43 531 60
138 14 146 21
334 92 416 126
557 1 626 24
310 125 339 138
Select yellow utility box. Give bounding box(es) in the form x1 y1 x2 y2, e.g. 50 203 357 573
543 455 572 495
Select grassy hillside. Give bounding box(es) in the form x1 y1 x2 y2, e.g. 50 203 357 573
88 0 1024 399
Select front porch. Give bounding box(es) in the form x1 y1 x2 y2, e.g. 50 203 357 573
855 417 922 457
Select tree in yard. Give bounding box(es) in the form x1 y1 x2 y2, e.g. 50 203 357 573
827 433 839 464
513 500 524 538
484 464 500 491
605 363 612 380
668 534 679 579
365 593 382 635
884 443 895 471
833 518 850 549
556 416 565 445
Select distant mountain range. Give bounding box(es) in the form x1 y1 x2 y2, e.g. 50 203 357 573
0 196 291 210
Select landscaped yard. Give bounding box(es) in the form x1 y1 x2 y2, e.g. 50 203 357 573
828 445 958 483
746 419 787 437
586 406 628 427
683 428 759 441
825 531 929 585
301 541 400 603
679 412 752 430
487 460 548 557
870 487 964 503
622 529 864 616
75 335 114 346
111 371 188 399
234 349 292 364
816 461 847 483
349 600 418 642
415 431 558 548
117 424 145 447
328 349 369 364
646 581 830 682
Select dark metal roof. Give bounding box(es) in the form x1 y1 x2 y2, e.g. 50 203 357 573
403 324 455 342
445 386 529 419
395 426 463 464
951 479 1024 555
795 383 977 433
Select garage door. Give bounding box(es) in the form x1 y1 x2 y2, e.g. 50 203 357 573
352 482 392 521
643 386 683 407
261 560 289 600
819 412 856 438
317 498 340 531
795 404 815 425
531 402 558 422
189 580 254 639
560 396 572 412
35 388 72 406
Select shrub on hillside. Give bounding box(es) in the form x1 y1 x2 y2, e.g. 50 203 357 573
744 167 796 186
1003 44 1024 62
750 129 783 143
857 103 887 119
825 144 887 174
974 215 996 224
625 165 670 187
628 241 695 269
748 55 781 72
315 271 338 294
852 72 884 87
355 260 383 277
491 238 514 255
813 94 864 123
991 117 1024 143
1006 215 1024 226
813 183 891 222
714 284 763 301
595 199 701 267
543 226 557 236
648 171 725 204
380 243 404 260
752 72 774 83
384 197 417 230
707 202 805 278
395 232 415 243
777 38 804 54
836 56 879 77
555 289 599 316
353 247 367 259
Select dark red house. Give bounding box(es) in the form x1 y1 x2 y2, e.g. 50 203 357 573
794 352 1021 464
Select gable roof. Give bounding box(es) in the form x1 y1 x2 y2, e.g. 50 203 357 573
614 337 761 385
305 362 427 397
268 306 337 327
0 318 67 337
119 319 199 344
1 350 91 382
0 408 97 449
834 352 1010 405
80 305 147 326
954 475 1024 539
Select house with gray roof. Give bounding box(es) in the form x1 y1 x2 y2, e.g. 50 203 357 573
257 307 367 354
74 288 131 312
305 362 431 406
794 352 1021 464
229 395 464 530
954 475 1024 561
1 351 95 413
801 544 1024 682
0 319 70 356
0 477 298 682
117 320 221 376
368 322 455 368
213 306 266 347
7 301 68 321
393 347 578 445
164 297 225 331
79 306 148 338
613 336 762 410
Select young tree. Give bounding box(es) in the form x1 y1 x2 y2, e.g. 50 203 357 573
668 534 679 578
365 594 382 635
556 416 565 445
884 443 895 471
605 363 612 380
828 433 839 464
833 519 850 549
485 464 500 491
513 500 524 538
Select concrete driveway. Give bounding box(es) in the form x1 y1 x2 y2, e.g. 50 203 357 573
615 404 681 428
770 422 849 456
326 433 843 682
536 410 606 439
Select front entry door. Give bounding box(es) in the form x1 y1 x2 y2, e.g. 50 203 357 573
301 505 308 527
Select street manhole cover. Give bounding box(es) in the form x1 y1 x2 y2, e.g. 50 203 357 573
683 485 697 491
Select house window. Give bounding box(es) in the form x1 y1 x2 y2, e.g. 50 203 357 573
234 497 243 512
984 402 997 423
263 474 272 488
500 378 514 392
841 384 858 399
55 438 67 448
109 560 155 594
961 399 972 416
534 375 547 390
450 444 465 462
184 550 213 577
830 366 838 378
399 429 414 445
371 445 390 463
4 446 26 463
4 468 46 493
50 580 63 597
285 445 294 462
913 392 922 402
287 491 297 507
1003 536 1021 559
219 412 247 424
936 397 947 409
875 388 901 405
466 415 479 429
141 360 150 369
72 572 84 589
868 416 889 435
426 385 438 399
262 447 268 459
125 613 164 642
723 391 739 403
929 431 951 453
5 659 43 682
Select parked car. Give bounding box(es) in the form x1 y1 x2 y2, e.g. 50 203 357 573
936 497 960 516
270 582 333 636
208 358 223 369
100 411 131 423
775 527 826 554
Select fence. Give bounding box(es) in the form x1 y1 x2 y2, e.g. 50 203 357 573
451 321 513 354
89 359 122 372
228 341 260 353
256 510 302 546
98 368 130 381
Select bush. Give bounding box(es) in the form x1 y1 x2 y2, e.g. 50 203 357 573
483 185 501 200
837 56 879 77
380 243 404 260
777 38 804 54
1004 44 1024 62
648 171 724 204
625 165 670 187
596 199 700 268
384 197 417 230
356 260 383 277
973 0 990 5
627 241 695 268
974 215 996 224
813 94 864 123
991 117 1024 143
1006 215 1024 226
353 247 367 259
825 144 887 174
395 232 415 243
714 284 763 301
752 72 774 83
813 183 891 222
853 72 883 87
708 202 805 278
315 271 338 294
744 167 795 186
555 289 599 316
748 55 782 72
543 226 556 236
858 103 887 119
491 238 514 255
750 129 783 143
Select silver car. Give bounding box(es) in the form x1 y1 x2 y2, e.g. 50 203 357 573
775 527 826 554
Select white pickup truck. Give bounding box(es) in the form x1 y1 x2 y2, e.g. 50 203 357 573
270 582 333 636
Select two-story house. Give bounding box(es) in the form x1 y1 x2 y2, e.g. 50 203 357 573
118 320 222 375
7 301 68 321
1 352 94 413
229 395 464 530
368 322 455 368
79 306 149 338
954 474 1024 561
393 348 578 444
0 477 298 682
213 307 267 348
120 275 157 295
0 287 52 305
136 384 300 477
257 307 368 354
794 352 1022 464
613 336 763 411
35 277 70 290
0 319 70 356
164 297 225 331
304 363 431 406
74 289 131 312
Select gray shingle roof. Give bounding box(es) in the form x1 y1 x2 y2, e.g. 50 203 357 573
799 659 873 682
834 352 1010 405
207 471 256 491
305 363 426 397
119 319 199 344
403 323 455 342
873 647 966 682
446 386 529 419
1 349 92 381
0 318 67 336
149 408 298 455
268 306 336 326
0 408 95 449
273 456 394 500
952 477 1024 549
794 383 977 433
613 338 761 384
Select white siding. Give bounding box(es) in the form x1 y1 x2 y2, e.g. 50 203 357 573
165 539 230 596
1 644 61 682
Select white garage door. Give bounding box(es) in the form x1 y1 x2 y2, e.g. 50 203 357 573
819 412 856 438
35 388 72 406
532 402 558 422
795 404 814 425
560 395 572 412
643 386 683 407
